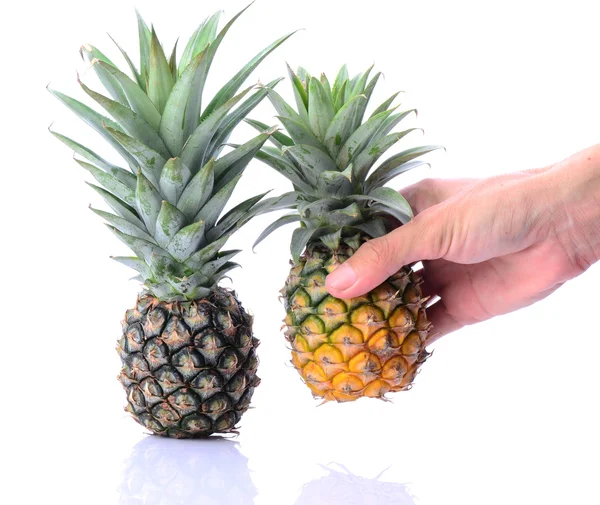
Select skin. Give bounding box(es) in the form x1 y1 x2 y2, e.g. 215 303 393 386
326 145 600 343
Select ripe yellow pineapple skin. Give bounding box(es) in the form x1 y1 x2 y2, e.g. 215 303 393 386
282 244 431 402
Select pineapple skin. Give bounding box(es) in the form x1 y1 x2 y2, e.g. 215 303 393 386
117 288 260 437
283 243 431 402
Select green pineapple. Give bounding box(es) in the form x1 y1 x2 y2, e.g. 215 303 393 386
50 7 293 437
253 65 442 402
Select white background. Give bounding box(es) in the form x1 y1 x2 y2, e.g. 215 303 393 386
2 1 599 504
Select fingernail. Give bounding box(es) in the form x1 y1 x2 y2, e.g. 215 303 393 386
326 262 358 291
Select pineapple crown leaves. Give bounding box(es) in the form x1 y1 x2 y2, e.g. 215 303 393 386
49 6 295 301
250 64 444 261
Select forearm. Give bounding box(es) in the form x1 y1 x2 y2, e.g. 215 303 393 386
541 145 600 273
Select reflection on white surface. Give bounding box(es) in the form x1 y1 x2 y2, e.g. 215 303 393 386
295 464 415 505
119 435 256 505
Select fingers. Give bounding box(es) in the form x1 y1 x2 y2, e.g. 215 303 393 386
325 233 406 298
423 299 465 344
400 177 477 214
326 213 444 298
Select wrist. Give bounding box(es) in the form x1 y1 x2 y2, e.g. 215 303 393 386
541 145 600 273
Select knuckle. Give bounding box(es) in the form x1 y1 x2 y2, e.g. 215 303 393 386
402 178 439 213
415 207 448 258
417 178 439 206
361 235 396 271
420 177 438 191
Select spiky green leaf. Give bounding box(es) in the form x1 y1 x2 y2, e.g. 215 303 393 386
349 65 373 99
245 118 293 148
287 63 309 124
185 232 233 269
277 116 324 151
166 272 212 297
48 88 139 169
175 3 253 131
168 40 178 80
248 191 299 216
159 157 192 205
353 71 382 127
206 78 284 156
94 61 161 130
297 67 312 83
315 170 352 198
136 172 162 235
155 200 187 248
50 129 129 178
80 44 128 105
253 213 300 250
324 94 367 159
179 11 221 74
90 207 155 243
109 226 167 262
108 34 144 89
194 174 240 229
167 220 206 262
333 81 348 113
180 86 253 172
352 217 388 239
283 145 336 185
291 226 318 262
213 130 273 191
320 229 342 250
308 77 335 142
266 88 304 123
87 183 144 229
148 29 175 113
111 256 152 278
199 250 241 278
366 159 430 193
79 80 171 159
160 50 210 154
253 148 312 191
105 126 166 185
336 109 395 169
353 187 413 222
331 65 349 104
136 10 152 90
76 159 136 206
206 191 269 242
375 109 418 140
200 31 295 121
352 131 427 183
177 159 214 221
370 91 402 118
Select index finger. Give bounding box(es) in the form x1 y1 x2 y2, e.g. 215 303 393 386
400 178 477 214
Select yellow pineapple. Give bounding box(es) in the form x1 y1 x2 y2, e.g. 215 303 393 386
252 65 441 401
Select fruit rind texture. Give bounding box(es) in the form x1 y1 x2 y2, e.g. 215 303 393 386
117 288 259 438
283 243 431 402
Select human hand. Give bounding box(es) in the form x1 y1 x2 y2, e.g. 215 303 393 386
326 146 600 342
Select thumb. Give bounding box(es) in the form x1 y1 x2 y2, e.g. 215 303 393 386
325 213 443 298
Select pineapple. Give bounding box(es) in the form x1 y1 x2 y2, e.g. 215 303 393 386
252 65 442 402
50 7 293 437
